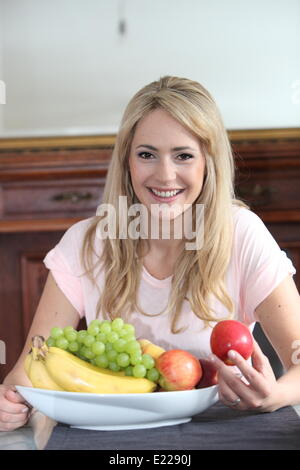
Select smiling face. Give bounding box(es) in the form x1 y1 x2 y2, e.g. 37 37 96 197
128 108 206 222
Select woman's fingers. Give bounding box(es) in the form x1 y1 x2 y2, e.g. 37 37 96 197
209 350 274 409
0 386 30 431
251 339 273 375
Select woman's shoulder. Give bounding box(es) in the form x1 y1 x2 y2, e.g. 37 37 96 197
58 216 103 257
61 216 98 242
232 204 266 236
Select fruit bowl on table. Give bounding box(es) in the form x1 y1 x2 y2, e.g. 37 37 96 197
16 385 219 431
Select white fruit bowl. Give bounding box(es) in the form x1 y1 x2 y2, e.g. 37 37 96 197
16 385 219 431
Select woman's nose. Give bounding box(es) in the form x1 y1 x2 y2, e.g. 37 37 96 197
156 158 176 181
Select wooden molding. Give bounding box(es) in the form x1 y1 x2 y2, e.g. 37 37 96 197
0 218 81 233
0 128 299 150
0 134 116 150
228 128 300 142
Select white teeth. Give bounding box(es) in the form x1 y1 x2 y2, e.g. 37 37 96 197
151 188 182 198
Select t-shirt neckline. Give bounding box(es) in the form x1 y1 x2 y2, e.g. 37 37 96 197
142 265 173 288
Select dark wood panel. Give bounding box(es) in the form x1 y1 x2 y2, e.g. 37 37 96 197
0 232 63 382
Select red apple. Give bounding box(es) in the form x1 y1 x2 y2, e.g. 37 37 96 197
197 358 218 388
210 320 253 365
155 349 202 391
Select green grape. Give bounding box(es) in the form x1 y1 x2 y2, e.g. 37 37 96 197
125 340 141 355
82 347 95 360
63 325 74 335
94 354 109 368
68 341 79 353
146 367 160 382
107 331 119 343
124 366 133 376
50 327 64 339
107 349 118 361
116 352 130 368
96 332 107 343
56 337 69 350
100 321 112 334
64 329 77 342
91 341 105 355
77 330 88 343
132 364 146 378
123 323 135 335
105 342 114 352
83 334 95 348
113 338 127 353
46 337 56 347
108 361 121 372
118 329 128 338
141 353 155 370
87 323 100 336
121 332 135 342
89 319 102 328
111 317 124 331
130 352 142 365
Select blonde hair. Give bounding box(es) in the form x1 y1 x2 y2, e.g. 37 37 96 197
81 76 247 332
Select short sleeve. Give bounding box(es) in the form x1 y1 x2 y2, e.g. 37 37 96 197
235 208 296 324
43 218 95 318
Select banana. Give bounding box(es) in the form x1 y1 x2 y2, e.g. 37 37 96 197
138 339 166 360
25 336 157 394
24 337 64 391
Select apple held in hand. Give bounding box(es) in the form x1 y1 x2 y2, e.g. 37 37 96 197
156 349 202 391
210 320 253 365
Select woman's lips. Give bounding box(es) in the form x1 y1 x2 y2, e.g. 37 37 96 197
147 188 185 203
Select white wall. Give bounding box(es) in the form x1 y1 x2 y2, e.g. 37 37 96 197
0 0 299 137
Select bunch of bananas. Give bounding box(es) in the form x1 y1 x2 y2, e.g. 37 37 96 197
25 336 157 394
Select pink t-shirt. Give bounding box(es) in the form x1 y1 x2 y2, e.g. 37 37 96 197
43 207 296 358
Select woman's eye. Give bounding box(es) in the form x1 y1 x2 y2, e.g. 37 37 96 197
137 151 154 159
177 153 193 161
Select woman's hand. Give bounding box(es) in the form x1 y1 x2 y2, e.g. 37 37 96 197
0 385 31 431
209 339 282 412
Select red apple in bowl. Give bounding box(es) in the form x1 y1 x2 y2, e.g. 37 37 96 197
156 349 202 391
210 320 253 365
197 358 218 388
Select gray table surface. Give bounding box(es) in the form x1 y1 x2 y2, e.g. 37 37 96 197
1 403 300 450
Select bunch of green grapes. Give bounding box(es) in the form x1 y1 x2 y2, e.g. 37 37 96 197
46 318 160 383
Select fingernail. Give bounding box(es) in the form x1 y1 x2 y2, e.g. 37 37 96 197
228 350 236 359
22 407 28 413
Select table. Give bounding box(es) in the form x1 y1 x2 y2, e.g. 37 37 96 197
1 402 300 450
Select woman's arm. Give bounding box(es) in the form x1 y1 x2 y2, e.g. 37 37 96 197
254 274 300 408
209 274 300 411
3 271 80 386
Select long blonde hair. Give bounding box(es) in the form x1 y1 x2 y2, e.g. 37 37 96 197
81 76 247 332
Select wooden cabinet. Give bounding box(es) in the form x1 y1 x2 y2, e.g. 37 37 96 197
0 130 299 382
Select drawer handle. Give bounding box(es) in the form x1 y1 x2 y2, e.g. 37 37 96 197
52 191 93 203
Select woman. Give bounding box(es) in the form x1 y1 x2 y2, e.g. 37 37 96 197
1 76 300 432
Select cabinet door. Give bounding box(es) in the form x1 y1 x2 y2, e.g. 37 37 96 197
0 231 87 383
